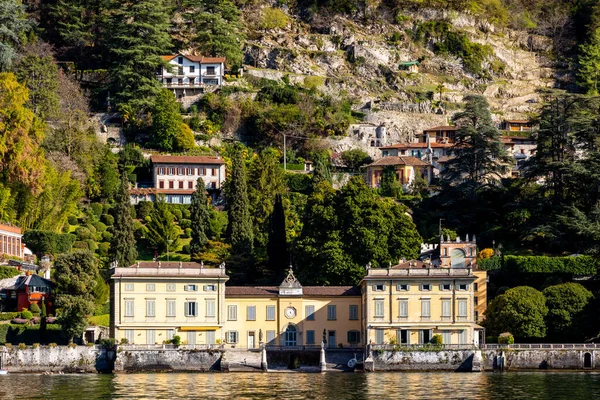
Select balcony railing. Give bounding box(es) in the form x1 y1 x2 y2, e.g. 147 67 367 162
118 344 224 350
482 343 600 350
371 344 478 351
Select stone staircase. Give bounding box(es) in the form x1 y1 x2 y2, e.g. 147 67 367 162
325 350 363 372
221 349 263 372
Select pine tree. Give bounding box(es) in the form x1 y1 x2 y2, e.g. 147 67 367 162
225 145 253 255
0 0 30 71
187 0 245 70
106 0 172 114
267 193 288 278
109 172 138 268
189 177 210 256
146 197 180 256
311 151 332 188
442 95 512 188
578 28 600 95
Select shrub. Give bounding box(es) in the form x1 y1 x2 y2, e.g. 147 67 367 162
120 338 129 345
49 343 57 348
22 230 75 255
101 231 113 242
97 242 110 257
18 343 26 350
101 214 115 226
184 228 192 238
90 203 103 218
478 248 494 259
260 7 289 30
498 333 515 344
75 227 94 241
29 303 40 314
179 219 192 230
91 221 107 233
86 239 98 253
73 241 89 250
99 338 117 349
0 266 20 279
33 343 40 349
21 310 33 320
137 201 155 220
0 312 20 321
304 76 325 90
285 173 312 194
431 334 443 345
68 343 77 349
67 215 78 225
169 335 181 346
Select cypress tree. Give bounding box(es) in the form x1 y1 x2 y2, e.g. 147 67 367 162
109 172 138 267
267 193 288 278
225 146 253 255
189 177 210 256
146 197 180 256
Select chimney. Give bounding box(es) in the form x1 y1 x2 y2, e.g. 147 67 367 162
44 268 51 280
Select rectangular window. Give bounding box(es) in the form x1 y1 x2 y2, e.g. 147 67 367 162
125 299 134 317
186 167 192 175
438 299 450 317
187 331 196 345
178 56 183 64
306 330 315 344
349 305 358 320
199 167 205 176
475 311 479 321
246 305 256 321
458 299 468 317
399 299 408 317
327 305 336 320
227 331 238 343
421 284 432 291
147 329 155 345
206 330 215 345
158 167 164 175
184 301 198 317
207 66 216 75
266 305 276 321
347 330 360 344
458 284 468 291
125 284 134 291
178 181 184 189
373 284 386 291
474 296 478 306
166 300 176 317
442 330 451 345
188 181 193 189
184 284 198 291
166 329 175 341
177 167 183 175
146 284 155 292
474 283 479 291
396 329 409 344
212 168 217 176
374 300 384 317
203 285 216 292
397 284 410 291
169 181 174 189
146 299 156 317
125 329 134 344
421 299 431 318
375 329 384 345
440 284 451 291
306 305 315 321
228 305 237 321
206 299 216 318
167 284 176 292
159 181 165 189
168 167 175 175
266 330 276 344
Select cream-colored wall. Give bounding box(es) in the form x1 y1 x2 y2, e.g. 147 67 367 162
224 296 362 348
112 278 227 345
473 271 487 323
363 278 477 345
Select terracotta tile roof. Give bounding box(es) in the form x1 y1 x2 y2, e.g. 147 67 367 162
150 155 225 165
225 286 361 297
379 142 452 150
201 57 226 63
505 120 530 124
0 224 22 234
424 126 458 131
368 156 430 167
436 156 454 163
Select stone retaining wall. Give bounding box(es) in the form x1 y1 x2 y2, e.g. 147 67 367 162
0 345 110 373
482 349 600 371
114 348 223 372
365 350 481 372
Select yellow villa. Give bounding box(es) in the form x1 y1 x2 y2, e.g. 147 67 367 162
110 238 487 349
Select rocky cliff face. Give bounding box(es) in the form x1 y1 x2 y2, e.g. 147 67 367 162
242 7 559 153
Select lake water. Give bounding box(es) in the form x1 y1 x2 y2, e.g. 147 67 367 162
1 372 599 399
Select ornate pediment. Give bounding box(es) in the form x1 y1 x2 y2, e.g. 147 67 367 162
279 266 303 296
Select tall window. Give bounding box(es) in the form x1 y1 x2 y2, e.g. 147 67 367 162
227 331 238 343
206 330 215 345
189 66 195 73
459 330 467 344
396 329 409 344
125 299 134 317
306 305 315 321
247 305 256 321
266 330 276 344
347 330 360 344
166 299 176 317
374 300 384 318
458 299 468 318
185 301 198 317
266 305 276 321
349 305 358 320
442 299 451 318
159 181 165 189
375 329 384 345
399 299 408 318
327 305 336 320
147 329 155 345
206 299 216 318
187 331 196 345
212 168 217 176
179 181 184 189
442 330 451 345
421 299 431 318
306 330 315 344
284 325 296 346
188 181 193 189
228 305 237 321
146 299 155 317
125 329 134 344
167 284 176 292
178 56 183 64
207 66 215 75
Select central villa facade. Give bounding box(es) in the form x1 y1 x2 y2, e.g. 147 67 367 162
110 237 487 349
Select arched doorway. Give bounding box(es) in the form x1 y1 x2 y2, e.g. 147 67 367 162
285 324 297 346
584 352 592 369
451 249 466 268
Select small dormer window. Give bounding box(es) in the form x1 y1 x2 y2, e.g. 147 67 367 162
373 284 386 291
420 284 432 291
178 56 183 64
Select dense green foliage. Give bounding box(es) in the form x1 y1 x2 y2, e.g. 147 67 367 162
0 266 20 279
145 198 180 255
479 255 599 275
543 283 593 341
189 178 211 255
22 231 75 256
151 90 195 151
0 324 65 345
225 145 254 256
109 173 138 268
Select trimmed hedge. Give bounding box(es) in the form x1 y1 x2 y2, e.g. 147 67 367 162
22 230 75 255
0 324 65 345
479 255 599 275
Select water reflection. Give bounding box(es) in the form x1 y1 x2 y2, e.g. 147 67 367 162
0 371 599 399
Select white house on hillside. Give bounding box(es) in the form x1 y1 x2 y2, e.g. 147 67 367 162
157 54 226 101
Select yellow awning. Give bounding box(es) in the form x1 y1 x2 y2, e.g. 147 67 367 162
178 326 220 331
